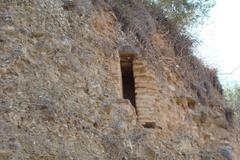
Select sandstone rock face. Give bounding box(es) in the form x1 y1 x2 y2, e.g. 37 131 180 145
133 59 158 127
0 0 239 160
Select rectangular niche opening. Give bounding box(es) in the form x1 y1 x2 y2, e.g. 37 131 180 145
120 60 136 108
118 49 156 129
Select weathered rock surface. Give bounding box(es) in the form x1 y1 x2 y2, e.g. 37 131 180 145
0 0 239 160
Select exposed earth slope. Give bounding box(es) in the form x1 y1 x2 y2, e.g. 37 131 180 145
0 0 239 159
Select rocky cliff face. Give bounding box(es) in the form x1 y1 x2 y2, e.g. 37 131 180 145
0 0 239 160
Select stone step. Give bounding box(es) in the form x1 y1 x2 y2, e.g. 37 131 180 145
134 76 155 82
137 103 156 107
133 73 156 79
133 68 148 74
136 100 156 105
135 90 158 95
136 100 154 104
134 69 155 75
135 86 158 91
135 83 158 89
135 88 158 92
135 93 158 98
135 87 159 93
136 104 157 108
133 64 146 70
147 70 155 76
135 83 159 90
135 80 158 85
136 84 158 90
134 79 156 85
135 93 156 97
133 60 147 66
135 94 158 98
135 94 156 99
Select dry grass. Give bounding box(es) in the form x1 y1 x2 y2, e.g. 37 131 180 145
106 0 157 49
105 0 196 57
104 0 223 106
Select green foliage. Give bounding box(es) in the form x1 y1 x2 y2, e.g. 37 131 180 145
143 0 216 29
224 84 240 108
224 84 240 121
